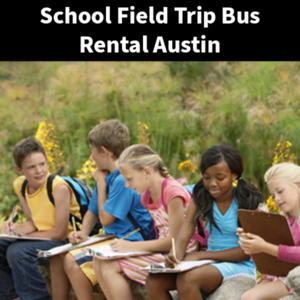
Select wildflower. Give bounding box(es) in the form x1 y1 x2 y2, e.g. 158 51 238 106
178 160 195 173
266 195 281 213
137 122 150 146
76 156 96 181
35 118 65 174
272 135 296 165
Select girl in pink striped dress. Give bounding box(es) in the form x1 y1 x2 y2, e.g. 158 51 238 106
92 144 198 300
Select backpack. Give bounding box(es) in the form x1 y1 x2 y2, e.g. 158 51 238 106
111 170 158 241
21 171 102 236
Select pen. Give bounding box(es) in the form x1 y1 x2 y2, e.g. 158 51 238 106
9 206 16 235
121 228 140 240
172 237 177 268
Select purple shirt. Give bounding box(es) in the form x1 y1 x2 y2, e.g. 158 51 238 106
277 217 300 264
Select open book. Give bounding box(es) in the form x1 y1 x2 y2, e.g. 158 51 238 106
86 244 152 259
140 260 215 273
37 234 115 257
0 234 51 241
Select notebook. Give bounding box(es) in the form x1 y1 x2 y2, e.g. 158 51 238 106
140 260 215 273
86 244 152 259
37 234 115 257
237 209 298 276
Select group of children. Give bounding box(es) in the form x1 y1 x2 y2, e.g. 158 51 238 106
0 118 299 300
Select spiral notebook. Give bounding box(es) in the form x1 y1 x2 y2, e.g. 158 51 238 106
237 209 298 276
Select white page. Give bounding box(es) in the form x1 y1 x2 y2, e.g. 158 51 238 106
37 235 115 257
0 234 51 241
141 260 215 273
87 244 152 258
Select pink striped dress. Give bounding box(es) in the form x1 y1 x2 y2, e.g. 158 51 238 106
117 178 198 285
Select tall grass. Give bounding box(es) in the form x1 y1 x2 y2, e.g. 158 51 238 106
0 61 300 215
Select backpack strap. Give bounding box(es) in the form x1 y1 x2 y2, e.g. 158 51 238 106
127 212 147 240
193 216 208 247
21 179 28 199
111 170 121 185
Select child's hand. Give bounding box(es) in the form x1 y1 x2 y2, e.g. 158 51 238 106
238 232 266 254
69 231 87 245
109 239 135 252
1 219 11 234
164 252 181 268
92 168 109 183
10 223 24 236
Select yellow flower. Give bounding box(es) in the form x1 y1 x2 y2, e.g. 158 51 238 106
35 118 65 174
137 122 150 146
178 160 195 173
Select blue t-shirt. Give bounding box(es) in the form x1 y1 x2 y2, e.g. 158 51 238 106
88 169 152 241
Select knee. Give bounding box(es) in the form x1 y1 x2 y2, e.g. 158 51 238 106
63 253 77 274
240 290 253 300
6 243 29 267
176 272 196 292
145 273 169 296
145 273 158 294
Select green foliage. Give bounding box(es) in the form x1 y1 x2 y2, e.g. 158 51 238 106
1 61 300 214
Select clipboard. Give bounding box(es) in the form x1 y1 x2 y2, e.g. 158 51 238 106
86 244 153 260
37 234 116 257
237 209 298 276
140 260 215 273
0 234 51 241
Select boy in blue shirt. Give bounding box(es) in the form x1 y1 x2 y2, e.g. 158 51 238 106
50 119 153 300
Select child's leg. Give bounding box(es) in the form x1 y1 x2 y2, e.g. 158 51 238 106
5 240 64 300
50 255 71 300
0 239 18 299
93 258 132 300
241 279 290 300
63 252 94 300
176 265 223 300
146 273 177 300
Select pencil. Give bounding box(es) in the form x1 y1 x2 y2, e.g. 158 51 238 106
172 237 177 268
9 206 16 235
121 228 140 240
72 216 77 233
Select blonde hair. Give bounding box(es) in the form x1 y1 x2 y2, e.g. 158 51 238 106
264 162 300 223
87 119 130 159
116 144 171 178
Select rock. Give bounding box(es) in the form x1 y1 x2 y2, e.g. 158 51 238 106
280 266 300 300
38 264 148 300
207 277 256 300
168 277 256 300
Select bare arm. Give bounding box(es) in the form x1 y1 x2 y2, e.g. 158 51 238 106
183 246 250 262
109 197 188 253
8 195 38 236
26 184 71 241
93 168 116 226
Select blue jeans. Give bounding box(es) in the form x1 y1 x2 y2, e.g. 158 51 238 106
0 238 68 300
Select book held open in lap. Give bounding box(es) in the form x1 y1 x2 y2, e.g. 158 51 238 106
237 209 298 277
140 260 215 273
37 234 115 257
